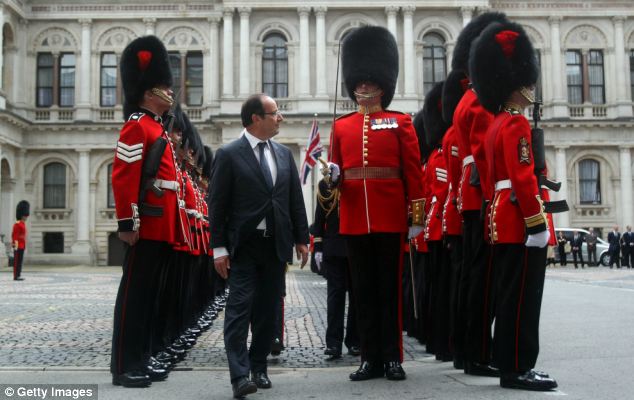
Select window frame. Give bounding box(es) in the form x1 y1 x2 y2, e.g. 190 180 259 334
261 33 289 98
58 52 76 108
43 162 67 209
422 32 447 95
100 52 118 107
566 49 584 104
578 159 601 205
587 49 605 105
36 52 54 108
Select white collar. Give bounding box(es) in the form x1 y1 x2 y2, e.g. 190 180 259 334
243 129 269 150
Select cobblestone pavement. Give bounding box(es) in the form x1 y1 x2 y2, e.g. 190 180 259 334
0 265 429 370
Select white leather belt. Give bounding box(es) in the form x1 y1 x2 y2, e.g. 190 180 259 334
495 179 512 191
155 179 179 191
462 155 474 167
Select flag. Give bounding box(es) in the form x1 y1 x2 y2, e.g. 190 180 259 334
300 118 323 185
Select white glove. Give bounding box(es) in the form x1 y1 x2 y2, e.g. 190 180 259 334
525 230 550 248
408 226 423 239
314 252 323 271
328 163 340 183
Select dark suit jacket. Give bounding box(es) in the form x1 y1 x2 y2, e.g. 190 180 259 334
571 235 583 252
208 135 309 263
313 180 346 258
608 231 621 251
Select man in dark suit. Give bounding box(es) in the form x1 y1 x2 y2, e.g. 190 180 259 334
586 228 598 266
608 226 621 269
571 232 584 269
621 226 634 268
209 94 309 399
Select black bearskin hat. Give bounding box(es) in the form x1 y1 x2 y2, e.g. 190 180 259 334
202 145 214 180
413 110 432 163
120 35 172 118
469 21 539 114
342 26 399 109
16 200 30 220
180 114 205 166
441 69 469 125
423 81 449 147
452 12 509 74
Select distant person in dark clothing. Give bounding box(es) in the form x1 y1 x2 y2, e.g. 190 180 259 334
621 226 634 268
586 228 598 266
608 226 621 268
557 232 567 266
571 232 584 269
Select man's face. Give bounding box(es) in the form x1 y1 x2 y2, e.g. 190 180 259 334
147 85 174 114
615 226 619 232
254 96 283 139
354 81 383 107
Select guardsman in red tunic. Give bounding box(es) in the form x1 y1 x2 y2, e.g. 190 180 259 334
421 82 451 361
326 26 425 382
11 201 29 281
470 20 558 391
110 35 175 387
440 69 469 369
451 12 509 378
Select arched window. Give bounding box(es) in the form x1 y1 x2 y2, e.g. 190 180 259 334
43 162 66 208
578 159 601 204
423 33 447 95
262 33 288 98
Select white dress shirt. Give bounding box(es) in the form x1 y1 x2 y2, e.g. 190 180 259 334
213 129 277 259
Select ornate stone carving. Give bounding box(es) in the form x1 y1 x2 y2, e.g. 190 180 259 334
163 26 206 49
564 25 607 49
33 27 77 52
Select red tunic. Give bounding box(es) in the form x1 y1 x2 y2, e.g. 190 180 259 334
453 89 494 212
424 148 448 242
484 111 547 244
441 126 463 236
331 109 425 234
12 220 26 249
112 111 180 243
413 163 429 253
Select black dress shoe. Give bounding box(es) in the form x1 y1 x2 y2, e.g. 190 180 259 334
112 371 151 387
232 376 257 398
144 365 169 381
500 370 558 391
324 346 341 356
155 351 178 364
349 361 384 381
453 357 464 370
347 346 361 356
14 277 24 281
149 357 171 370
271 338 283 356
464 361 500 377
384 361 406 380
251 372 272 389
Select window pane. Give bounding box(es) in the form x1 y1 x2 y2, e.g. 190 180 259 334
535 50 543 102
43 163 66 209
186 87 203 106
579 159 601 204
262 33 288 98
101 88 116 107
38 89 53 107
37 53 54 107
588 50 605 104
169 53 182 101
630 50 634 101
38 53 54 67
422 33 446 95
185 52 203 106
566 50 583 104
38 69 53 86
60 54 75 67
59 54 75 107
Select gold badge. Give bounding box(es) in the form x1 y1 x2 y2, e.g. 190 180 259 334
518 137 530 164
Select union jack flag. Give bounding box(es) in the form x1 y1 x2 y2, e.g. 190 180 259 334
300 118 323 185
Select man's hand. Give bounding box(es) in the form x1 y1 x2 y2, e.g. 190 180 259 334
408 226 423 239
314 251 323 271
525 230 550 248
118 231 139 246
214 255 231 279
296 244 309 268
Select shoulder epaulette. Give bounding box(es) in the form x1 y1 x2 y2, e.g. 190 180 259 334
127 112 146 122
336 111 356 120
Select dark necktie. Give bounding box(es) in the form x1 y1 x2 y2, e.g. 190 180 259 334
258 141 274 189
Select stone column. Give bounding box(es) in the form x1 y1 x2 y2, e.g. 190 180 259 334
143 18 156 36
549 16 567 118
71 150 93 262
402 6 416 97
298 6 311 97
620 147 633 226
555 146 570 227
222 8 234 98
76 19 92 120
208 16 221 104
315 6 328 97
0 5 5 92
238 7 251 97
613 17 633 118
461 6 474 27
385 6 399 41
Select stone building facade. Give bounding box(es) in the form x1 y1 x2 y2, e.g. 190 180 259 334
0 0 633 265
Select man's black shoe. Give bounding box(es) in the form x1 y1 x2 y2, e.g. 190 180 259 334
144 365 168 381
149 357 171 371
251 372 272 389
324 346 341 356
271 338 283 356
349 361 384 381
14 277 24 281
231 376 257 398
155 351 178 364
347 346 361 356
464 361 500 377
500 370 558 391
453 357 465 370
384 361 406 380
112 371 151 387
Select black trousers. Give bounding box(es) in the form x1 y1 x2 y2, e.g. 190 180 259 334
223 234 285 381
461 211 493 365
572 250 584 268
13 249 24 280
558 245 567 265
609 248 621 268
325 255 359 351
110 239 171 375
346 233 403 363
445 235 464 360
491 244 547 373
425 241 442 354
587 245 597 266
622 247 632 268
